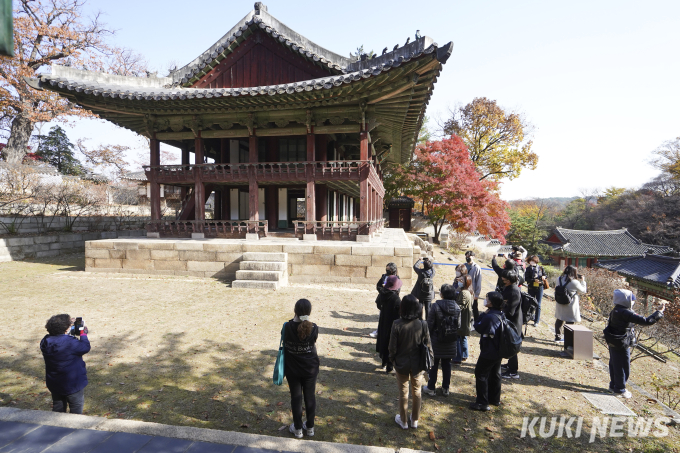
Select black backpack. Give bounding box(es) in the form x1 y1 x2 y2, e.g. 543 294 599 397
421 276 433 294
494 313 522 359
554 277 575 305
521 292 539 325
436 301 461 343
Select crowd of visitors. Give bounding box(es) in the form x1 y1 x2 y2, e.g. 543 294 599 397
38 244 666 438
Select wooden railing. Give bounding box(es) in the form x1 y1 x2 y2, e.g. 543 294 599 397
147 220 267 238
293 218 385 238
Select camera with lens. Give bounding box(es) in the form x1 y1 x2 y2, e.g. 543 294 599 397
69 317 84 337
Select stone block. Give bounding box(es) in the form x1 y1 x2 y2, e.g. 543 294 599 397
85 258 95 268
126 249 151 260
150 250 179 260
244 233 259 241
351 246 395 256
334 254 372 267
6 237 34 246
355 235 371 243
49 243 62 250
282 244 314 254
214 252 243 263
191 233 205 239
138 241 175 250
112 241 140 250
109 250 126 260
303 254 334 265
314 245 352 255
235 270 283 281
178 251 216 261
350 277 378 285
153 260 187 271
240 261 287 271
243 243 283 253
242 252 287 262
94 258 122 269
174 241 205 251
146 232 160 238
122 259 153 270
302 234 317 241
366 266 410 278
203 243 244 253
372 255 404 268
232 280 278 290
331 266 367 278
413 246 421 256
187 261 225 272
34 235 58 244
291 264 331 276
394 246 414 257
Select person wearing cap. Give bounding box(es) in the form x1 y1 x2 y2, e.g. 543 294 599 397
376 275 402 373
604 289 665 399
463 251 482 322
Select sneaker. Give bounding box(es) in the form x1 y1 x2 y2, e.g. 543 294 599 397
461 358 468 362
441 388 450 397
501 371 520 379
469 402 490 411
617 390 633 399
555 336 564 343
500 363 509 371
302 421 314 437
369 330 378 338
421 385 436 396
289 424 303 439
534 321 541 327
395 414 408 429
409 414 418 429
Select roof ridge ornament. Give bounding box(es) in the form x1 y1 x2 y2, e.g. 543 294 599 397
254 2 267 15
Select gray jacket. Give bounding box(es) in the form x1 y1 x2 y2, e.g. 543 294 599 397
465 262 482 299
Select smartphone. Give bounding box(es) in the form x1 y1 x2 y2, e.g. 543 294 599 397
73 317 83 336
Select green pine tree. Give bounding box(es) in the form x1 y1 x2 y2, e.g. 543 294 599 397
35 126 84 176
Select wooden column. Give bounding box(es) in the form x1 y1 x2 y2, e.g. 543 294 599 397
316 184 327 221
305 131 316 224
248 134 259 221
194 135 205 221
149 138 161 220
359 131 369 222
316 134 328 161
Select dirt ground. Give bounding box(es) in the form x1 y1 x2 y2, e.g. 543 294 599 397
0 247 678 453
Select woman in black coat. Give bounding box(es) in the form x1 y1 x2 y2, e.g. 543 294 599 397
411 257 435 320
500 269 522 380
376 275 402 373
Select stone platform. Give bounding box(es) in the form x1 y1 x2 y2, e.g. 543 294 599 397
85 228 418 287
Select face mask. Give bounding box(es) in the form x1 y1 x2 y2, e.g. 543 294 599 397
530 261 537 266
466 257 472 263
484 299 491 307
456 271 461 278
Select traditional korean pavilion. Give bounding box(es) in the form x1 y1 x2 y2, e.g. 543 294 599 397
596 254 680 302
544 227 673 269
27 3 452 240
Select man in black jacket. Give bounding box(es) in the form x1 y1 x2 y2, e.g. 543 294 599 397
499 270 522 379
470 291 504 411
605 289 664 399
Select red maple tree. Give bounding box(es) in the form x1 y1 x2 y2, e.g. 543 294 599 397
395 135 510 243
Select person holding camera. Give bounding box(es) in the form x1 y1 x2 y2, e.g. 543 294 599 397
491 254 516 292
469 291 505 411
524 255 547 326
463 251 482 322
554 265 587 343
411 257 435 320
499 270 523 379
604 289 664 398
40 314 90 414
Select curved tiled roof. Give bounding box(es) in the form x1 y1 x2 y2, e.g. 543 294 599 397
121 171 148 182
546 227 673 257
596 254 680 290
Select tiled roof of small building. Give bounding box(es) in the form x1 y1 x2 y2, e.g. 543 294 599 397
596 254 680 289
388 196 415 207
545 227 673 257
121 171 148 182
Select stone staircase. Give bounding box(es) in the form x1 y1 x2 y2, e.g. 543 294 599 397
232 252 288 290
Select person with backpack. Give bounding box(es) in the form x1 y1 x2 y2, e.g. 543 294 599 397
554 265 587 343
376 275 402 373
284 299 320 439
371 262 400 338
412 257 435 320
389 295 433 429
470 291 505 411
455 275 474 363
604 289 664 398
423 284 461 397
463 251 483 322
499 270 523 379
524 255 547 326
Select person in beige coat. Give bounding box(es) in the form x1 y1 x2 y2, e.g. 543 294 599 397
555 265 587 342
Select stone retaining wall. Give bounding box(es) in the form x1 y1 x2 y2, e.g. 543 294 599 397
0 215 147 235
85 233 416 286
0 230 147 262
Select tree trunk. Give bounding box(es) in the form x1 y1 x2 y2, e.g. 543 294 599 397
4 115 34 164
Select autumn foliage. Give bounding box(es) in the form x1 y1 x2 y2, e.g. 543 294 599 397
394 135 510 242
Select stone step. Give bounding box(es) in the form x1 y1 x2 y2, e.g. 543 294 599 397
242 252 287 262
236 270 284 281
232 280 279 290
240 261 287 271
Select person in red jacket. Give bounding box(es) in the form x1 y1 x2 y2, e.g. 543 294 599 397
40 314 90 414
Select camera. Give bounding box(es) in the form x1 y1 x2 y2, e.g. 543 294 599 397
577 274 583 279
70 317 84 337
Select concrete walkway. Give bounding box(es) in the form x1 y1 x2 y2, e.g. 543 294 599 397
0 408 427 453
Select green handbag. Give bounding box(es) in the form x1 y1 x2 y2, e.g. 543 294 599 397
273 322 286 385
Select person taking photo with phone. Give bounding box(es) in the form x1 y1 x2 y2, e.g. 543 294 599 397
40 315 90 414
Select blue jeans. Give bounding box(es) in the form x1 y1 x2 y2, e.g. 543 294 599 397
51 388 84 414
427 358 451 391
528 285 544 324
608 346 631 393
454 336 468 362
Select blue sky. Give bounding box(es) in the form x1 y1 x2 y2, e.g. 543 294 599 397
55 0 680 200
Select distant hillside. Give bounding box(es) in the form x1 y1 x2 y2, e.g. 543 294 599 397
508 197 578 209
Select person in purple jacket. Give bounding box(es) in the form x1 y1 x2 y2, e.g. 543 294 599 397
40 314 90 414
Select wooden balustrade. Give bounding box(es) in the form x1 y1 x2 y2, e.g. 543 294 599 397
292 218 385 238
147 220 267 238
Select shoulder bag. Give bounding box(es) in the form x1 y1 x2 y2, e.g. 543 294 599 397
273 322 287 385
418 320 433 372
